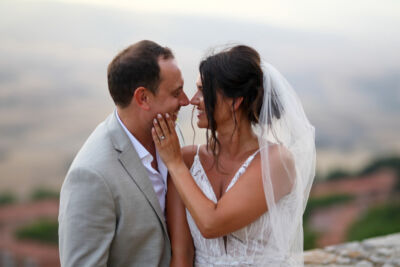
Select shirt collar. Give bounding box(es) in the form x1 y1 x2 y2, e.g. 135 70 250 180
115 110 167 181
156 150 168 180
115 110 149 160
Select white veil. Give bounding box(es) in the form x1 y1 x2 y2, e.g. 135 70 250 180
257 62 316 266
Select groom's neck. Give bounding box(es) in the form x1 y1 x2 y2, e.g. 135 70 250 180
117 107 155 152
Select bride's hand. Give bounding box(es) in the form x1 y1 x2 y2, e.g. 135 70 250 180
152 113 183 168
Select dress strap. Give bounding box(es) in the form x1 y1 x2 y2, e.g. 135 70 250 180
225 148 262 192
196 145 201 157
243 148 261 166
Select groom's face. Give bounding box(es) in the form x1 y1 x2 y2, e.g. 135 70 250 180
148 58 189 121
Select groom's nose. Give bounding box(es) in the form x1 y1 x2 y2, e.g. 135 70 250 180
179 91 190 106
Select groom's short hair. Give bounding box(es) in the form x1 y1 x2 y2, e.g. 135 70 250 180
107 40 174 108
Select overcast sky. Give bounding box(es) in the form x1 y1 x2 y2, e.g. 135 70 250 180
45 0 400 37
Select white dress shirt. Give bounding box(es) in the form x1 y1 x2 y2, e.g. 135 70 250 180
116 110 168 215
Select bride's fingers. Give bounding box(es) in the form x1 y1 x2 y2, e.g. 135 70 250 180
165 113 176 136
151 127 161 146
153 118 165 141
157 114 170 136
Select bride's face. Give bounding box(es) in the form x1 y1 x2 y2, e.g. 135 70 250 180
190 76 208 128
191 75 235 130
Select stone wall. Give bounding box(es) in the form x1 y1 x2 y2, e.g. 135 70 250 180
305 233 400 267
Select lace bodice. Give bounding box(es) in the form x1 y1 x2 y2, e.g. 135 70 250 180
186 146 279 266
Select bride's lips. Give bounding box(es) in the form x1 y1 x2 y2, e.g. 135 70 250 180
197 109 205 118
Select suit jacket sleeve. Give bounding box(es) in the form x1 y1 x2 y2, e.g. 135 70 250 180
58 167 116 267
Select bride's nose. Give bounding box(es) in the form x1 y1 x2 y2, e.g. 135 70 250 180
190 97 198 105
190 91 202 106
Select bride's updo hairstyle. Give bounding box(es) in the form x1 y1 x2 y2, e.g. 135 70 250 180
199 45 281 160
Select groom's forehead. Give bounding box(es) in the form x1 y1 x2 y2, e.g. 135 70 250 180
158 68 183 92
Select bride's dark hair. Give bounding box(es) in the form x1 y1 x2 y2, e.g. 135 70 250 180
199 45 282 165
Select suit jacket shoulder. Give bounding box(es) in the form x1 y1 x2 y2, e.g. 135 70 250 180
59 112 171 267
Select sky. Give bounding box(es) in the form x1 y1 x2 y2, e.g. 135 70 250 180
47 0 400 36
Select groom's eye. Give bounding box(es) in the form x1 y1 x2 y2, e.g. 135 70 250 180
172 89 181 97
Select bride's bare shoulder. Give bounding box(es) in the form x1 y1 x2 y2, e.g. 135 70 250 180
268 144 296 192
181 145 198 168
265 142 291 159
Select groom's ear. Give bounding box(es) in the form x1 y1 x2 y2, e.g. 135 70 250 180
133 87 151 110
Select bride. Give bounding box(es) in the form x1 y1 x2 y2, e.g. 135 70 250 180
152 45 316 266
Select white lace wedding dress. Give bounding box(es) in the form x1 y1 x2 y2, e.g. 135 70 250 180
186 146 296 266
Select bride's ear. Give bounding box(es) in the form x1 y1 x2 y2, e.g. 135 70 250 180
133 87 151 110
232 97 243 111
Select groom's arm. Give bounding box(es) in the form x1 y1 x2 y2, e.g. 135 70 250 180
58 167 116 267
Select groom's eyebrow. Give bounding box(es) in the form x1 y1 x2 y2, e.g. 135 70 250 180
173 85 183 91
171 86 183 94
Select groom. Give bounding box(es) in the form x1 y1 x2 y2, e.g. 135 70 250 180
58 40 189 266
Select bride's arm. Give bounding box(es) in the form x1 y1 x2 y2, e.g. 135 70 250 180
166 146 196 267
152 114 294 238
164 152 268 239
167 177 194 266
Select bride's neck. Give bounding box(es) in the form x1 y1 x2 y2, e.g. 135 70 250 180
214 118 258 158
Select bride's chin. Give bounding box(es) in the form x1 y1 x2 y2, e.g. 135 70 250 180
197 120 208 129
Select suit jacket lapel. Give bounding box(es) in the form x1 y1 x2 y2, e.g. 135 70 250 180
106 112 169 236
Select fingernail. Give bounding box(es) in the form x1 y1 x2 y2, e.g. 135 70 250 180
165 113 170 118
157 114 162 119
153 118 157 124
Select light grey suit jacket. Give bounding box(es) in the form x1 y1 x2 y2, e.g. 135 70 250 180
58 112 171 267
